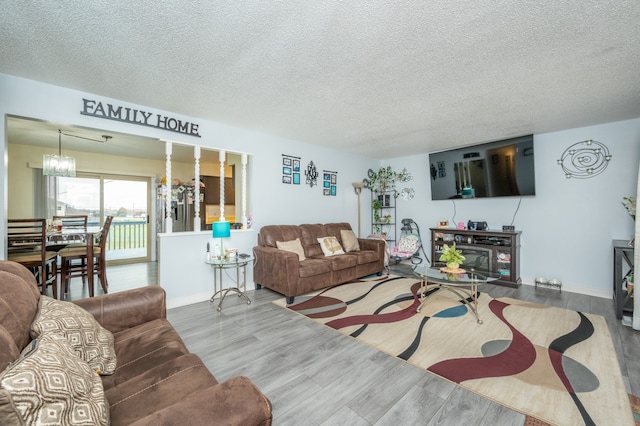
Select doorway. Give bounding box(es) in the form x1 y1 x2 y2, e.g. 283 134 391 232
56 173 151 264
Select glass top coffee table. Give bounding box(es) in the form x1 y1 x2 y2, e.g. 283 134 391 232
413 264 498 324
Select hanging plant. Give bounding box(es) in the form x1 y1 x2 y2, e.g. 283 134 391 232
365 166 413 197
372 198 382 234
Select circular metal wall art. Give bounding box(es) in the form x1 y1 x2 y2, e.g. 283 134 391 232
557 139 611 179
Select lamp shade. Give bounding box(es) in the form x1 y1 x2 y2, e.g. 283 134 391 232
212 221 231 238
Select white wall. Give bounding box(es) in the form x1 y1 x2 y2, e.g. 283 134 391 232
0 73 378 306
3 73 639 302
385 118 640 298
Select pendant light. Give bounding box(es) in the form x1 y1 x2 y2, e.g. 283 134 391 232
43 129 76 177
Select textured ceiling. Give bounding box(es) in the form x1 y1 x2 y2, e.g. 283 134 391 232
1 1 640 159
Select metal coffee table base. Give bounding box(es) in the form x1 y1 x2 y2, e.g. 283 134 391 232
417 281 483 324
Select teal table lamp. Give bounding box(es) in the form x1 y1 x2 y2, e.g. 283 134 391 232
212 221 231 258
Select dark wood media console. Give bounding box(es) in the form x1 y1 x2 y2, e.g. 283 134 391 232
430 228 521 288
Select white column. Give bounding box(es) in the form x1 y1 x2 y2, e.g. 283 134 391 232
193 146 201 232
164 141 173 233
241 153 248 229
219 150 226 222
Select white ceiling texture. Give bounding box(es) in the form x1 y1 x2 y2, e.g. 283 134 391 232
1 1 639 160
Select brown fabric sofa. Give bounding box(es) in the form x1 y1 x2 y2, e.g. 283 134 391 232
0 260 272 425
253 222 385 303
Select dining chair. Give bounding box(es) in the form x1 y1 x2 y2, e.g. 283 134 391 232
7 218 58 298
58 215 113 297
49 214 89 246
51 214 90 281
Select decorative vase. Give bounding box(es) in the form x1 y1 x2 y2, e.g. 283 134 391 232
447 262 459 270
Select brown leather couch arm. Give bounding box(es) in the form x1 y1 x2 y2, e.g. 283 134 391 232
253 245 301 296
73 286 166 333
359 237 385 258
129 376 272 426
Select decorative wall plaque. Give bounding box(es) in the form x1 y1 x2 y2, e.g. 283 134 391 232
557 139 611 179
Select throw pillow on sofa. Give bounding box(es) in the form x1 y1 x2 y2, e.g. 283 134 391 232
276 238 307 261
30 296 117 375
317 236 345 256
0 333 109 426
340 229 360 252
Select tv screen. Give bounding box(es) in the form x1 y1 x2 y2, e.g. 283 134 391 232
429 135 535 200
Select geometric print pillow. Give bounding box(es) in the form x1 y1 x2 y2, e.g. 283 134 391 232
0 333 109 425
30 296 117 375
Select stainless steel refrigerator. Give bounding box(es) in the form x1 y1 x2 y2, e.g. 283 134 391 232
156 184 204 233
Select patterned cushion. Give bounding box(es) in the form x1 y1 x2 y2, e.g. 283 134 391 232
276 238 306 261
30 296 117 375
340 229 360 252
317 236 345 256
392 235 420 256
0 333 109 425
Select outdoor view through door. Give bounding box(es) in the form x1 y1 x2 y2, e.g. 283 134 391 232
56 175 150 263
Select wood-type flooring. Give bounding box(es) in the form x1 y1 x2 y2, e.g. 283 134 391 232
65 261 640 425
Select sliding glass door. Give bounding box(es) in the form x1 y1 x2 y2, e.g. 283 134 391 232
56 173 150 263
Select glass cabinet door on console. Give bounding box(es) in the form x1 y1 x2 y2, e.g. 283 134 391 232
430 228 521 288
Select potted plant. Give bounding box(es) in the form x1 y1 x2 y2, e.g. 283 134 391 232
439 243 466 271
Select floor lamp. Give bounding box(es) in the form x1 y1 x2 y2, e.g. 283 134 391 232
352 182 365 238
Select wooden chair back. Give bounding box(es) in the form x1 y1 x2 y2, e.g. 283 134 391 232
52 215 88 243
53 215 88 229
96 215 114 257
8 218 47 254
7 218 58 297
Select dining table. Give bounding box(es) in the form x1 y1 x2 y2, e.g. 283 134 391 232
46 225 104 297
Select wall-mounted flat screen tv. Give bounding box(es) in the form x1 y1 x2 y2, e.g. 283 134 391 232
429 135 535 200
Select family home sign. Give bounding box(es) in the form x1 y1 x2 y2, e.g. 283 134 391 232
81 98 201 137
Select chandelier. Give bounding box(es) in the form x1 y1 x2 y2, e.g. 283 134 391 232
43 129 76 177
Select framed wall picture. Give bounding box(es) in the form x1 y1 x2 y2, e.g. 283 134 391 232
282 154 300 185
323 188 330 195
322 170 337 196
438 220 449 228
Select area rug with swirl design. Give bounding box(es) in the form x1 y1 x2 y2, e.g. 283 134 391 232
273 275 634 425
